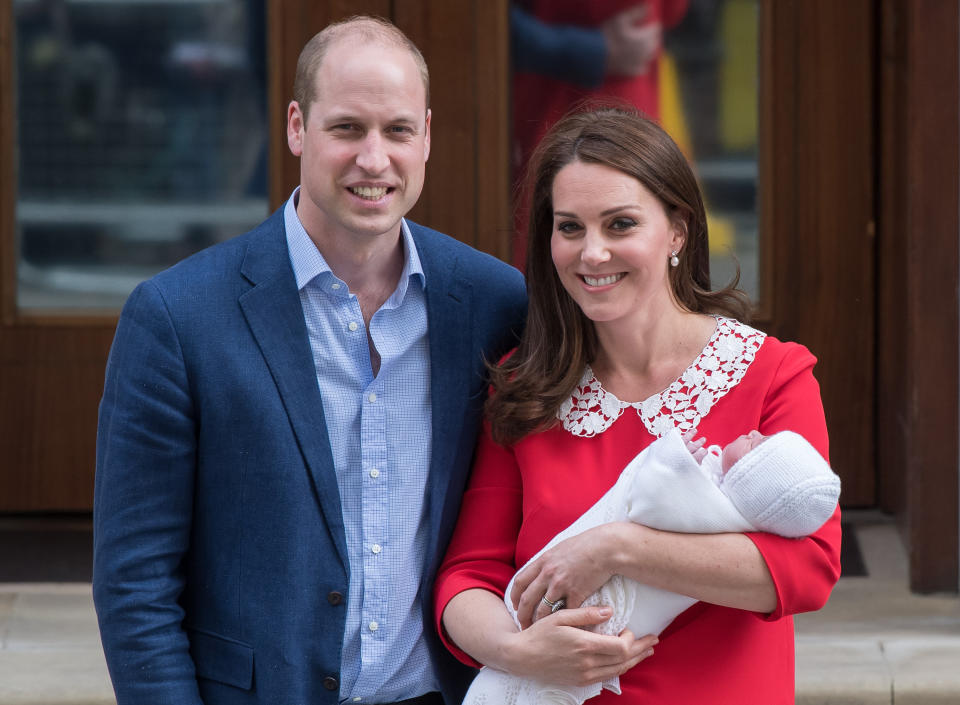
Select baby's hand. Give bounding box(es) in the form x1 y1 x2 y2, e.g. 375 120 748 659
682 430 708 463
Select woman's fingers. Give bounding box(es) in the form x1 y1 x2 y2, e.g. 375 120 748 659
513 528 618 627
510 559 537 609
512 615 659 686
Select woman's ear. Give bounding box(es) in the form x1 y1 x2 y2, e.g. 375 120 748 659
670 216 688 255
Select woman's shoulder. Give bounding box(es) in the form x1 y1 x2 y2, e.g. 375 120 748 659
750 327 819 376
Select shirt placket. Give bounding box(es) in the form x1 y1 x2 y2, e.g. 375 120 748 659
358 304 388 671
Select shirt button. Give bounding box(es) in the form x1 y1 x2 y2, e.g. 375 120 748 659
323 675 338 690
327 591 344 605
369 468 380 479
368 392 377 403
353 699 362 703
331 282 341 290
368 620 379 632
371 543 382 554
348 321 358 331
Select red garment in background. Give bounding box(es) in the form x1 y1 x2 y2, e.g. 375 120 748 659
511 0 691 267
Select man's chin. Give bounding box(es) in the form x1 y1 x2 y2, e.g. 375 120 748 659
342 213 405 240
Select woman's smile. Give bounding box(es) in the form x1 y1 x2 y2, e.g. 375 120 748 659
551 160 684 326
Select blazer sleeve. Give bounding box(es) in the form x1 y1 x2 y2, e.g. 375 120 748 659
93 280 205 705
510 5 607 87
747 342 843 621
433 420 525 667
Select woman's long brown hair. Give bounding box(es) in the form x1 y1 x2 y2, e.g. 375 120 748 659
486 106 751 446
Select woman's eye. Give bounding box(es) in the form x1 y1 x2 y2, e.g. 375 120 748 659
556 221 581 234
610 218 637 231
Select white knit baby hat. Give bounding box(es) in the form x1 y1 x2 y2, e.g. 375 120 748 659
722 431 841 537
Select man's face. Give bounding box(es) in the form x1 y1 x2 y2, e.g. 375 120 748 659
286 40 431 244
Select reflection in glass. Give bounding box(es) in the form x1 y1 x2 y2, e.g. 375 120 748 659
667 0 758 299
509 0 758 300
14 0 267 309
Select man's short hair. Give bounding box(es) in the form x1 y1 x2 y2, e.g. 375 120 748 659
293 15 430 123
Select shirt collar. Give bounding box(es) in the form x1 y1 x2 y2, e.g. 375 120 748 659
284 187 426 295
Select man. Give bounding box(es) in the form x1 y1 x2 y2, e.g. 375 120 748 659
93 16 526 705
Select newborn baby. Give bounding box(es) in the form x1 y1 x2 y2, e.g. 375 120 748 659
462 428 841 705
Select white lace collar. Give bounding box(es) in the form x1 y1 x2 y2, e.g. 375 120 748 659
557 317 766 438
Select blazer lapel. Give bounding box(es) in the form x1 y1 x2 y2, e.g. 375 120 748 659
416 228 472 562
237 214 348 567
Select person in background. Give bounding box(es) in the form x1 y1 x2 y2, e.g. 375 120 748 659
510 1 690 265
93 15 526 705
435 106 840 704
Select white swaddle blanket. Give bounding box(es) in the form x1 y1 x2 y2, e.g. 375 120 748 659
460 428 839 705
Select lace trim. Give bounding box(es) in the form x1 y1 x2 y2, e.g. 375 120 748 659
557 317 766 438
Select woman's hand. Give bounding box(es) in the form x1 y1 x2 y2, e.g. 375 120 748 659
503 606 658 686
510 523 624 629
442 588 657 688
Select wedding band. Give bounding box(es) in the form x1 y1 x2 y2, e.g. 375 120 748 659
540 595 559 609
550 598 566 613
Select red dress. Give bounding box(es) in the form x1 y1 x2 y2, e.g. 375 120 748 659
434 318 842 705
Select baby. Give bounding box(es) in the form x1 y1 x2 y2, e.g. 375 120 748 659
462 428 841 705
679 428 841 538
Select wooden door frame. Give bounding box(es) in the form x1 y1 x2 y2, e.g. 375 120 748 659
877 0 959 593
757 0 876 507
1 0 118 512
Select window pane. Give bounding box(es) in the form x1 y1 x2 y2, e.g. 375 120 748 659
14 0 268 310
509 0 759 300
666 0 758 298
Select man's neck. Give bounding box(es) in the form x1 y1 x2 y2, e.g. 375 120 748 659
313 229 406 327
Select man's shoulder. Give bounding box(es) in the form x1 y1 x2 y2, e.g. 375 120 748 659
150 208 285 287
406 220 524 287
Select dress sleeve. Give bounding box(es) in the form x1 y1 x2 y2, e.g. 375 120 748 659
747 342 843 621
433 420 524 666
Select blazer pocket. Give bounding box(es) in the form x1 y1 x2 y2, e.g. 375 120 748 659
188 627 254 690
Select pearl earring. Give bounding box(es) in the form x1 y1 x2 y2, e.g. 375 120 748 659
670 251 679 268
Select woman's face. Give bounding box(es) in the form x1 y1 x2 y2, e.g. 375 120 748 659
550 160 683 327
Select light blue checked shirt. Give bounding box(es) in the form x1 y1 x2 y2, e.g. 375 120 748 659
284 190 437 703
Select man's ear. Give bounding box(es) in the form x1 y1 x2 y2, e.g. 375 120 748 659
287 101 305 157
423 109 432 162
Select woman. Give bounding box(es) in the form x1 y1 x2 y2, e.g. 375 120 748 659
434 107 841 704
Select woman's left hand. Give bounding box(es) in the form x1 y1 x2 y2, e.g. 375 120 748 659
510 523 623 629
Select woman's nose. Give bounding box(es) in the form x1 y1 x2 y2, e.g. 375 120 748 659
580 229 610 265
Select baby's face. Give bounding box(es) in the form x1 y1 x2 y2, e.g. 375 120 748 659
721 430 768 473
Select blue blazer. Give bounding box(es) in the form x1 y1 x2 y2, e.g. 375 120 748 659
93 209 527 705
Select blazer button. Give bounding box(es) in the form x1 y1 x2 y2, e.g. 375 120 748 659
323 676 338 691
327 591 344 605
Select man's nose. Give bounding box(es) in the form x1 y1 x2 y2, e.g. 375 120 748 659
356 132 390 174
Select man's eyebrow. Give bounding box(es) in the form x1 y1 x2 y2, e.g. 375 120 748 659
323 113 420 123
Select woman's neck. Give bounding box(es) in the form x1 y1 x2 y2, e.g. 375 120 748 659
591 305 717 403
